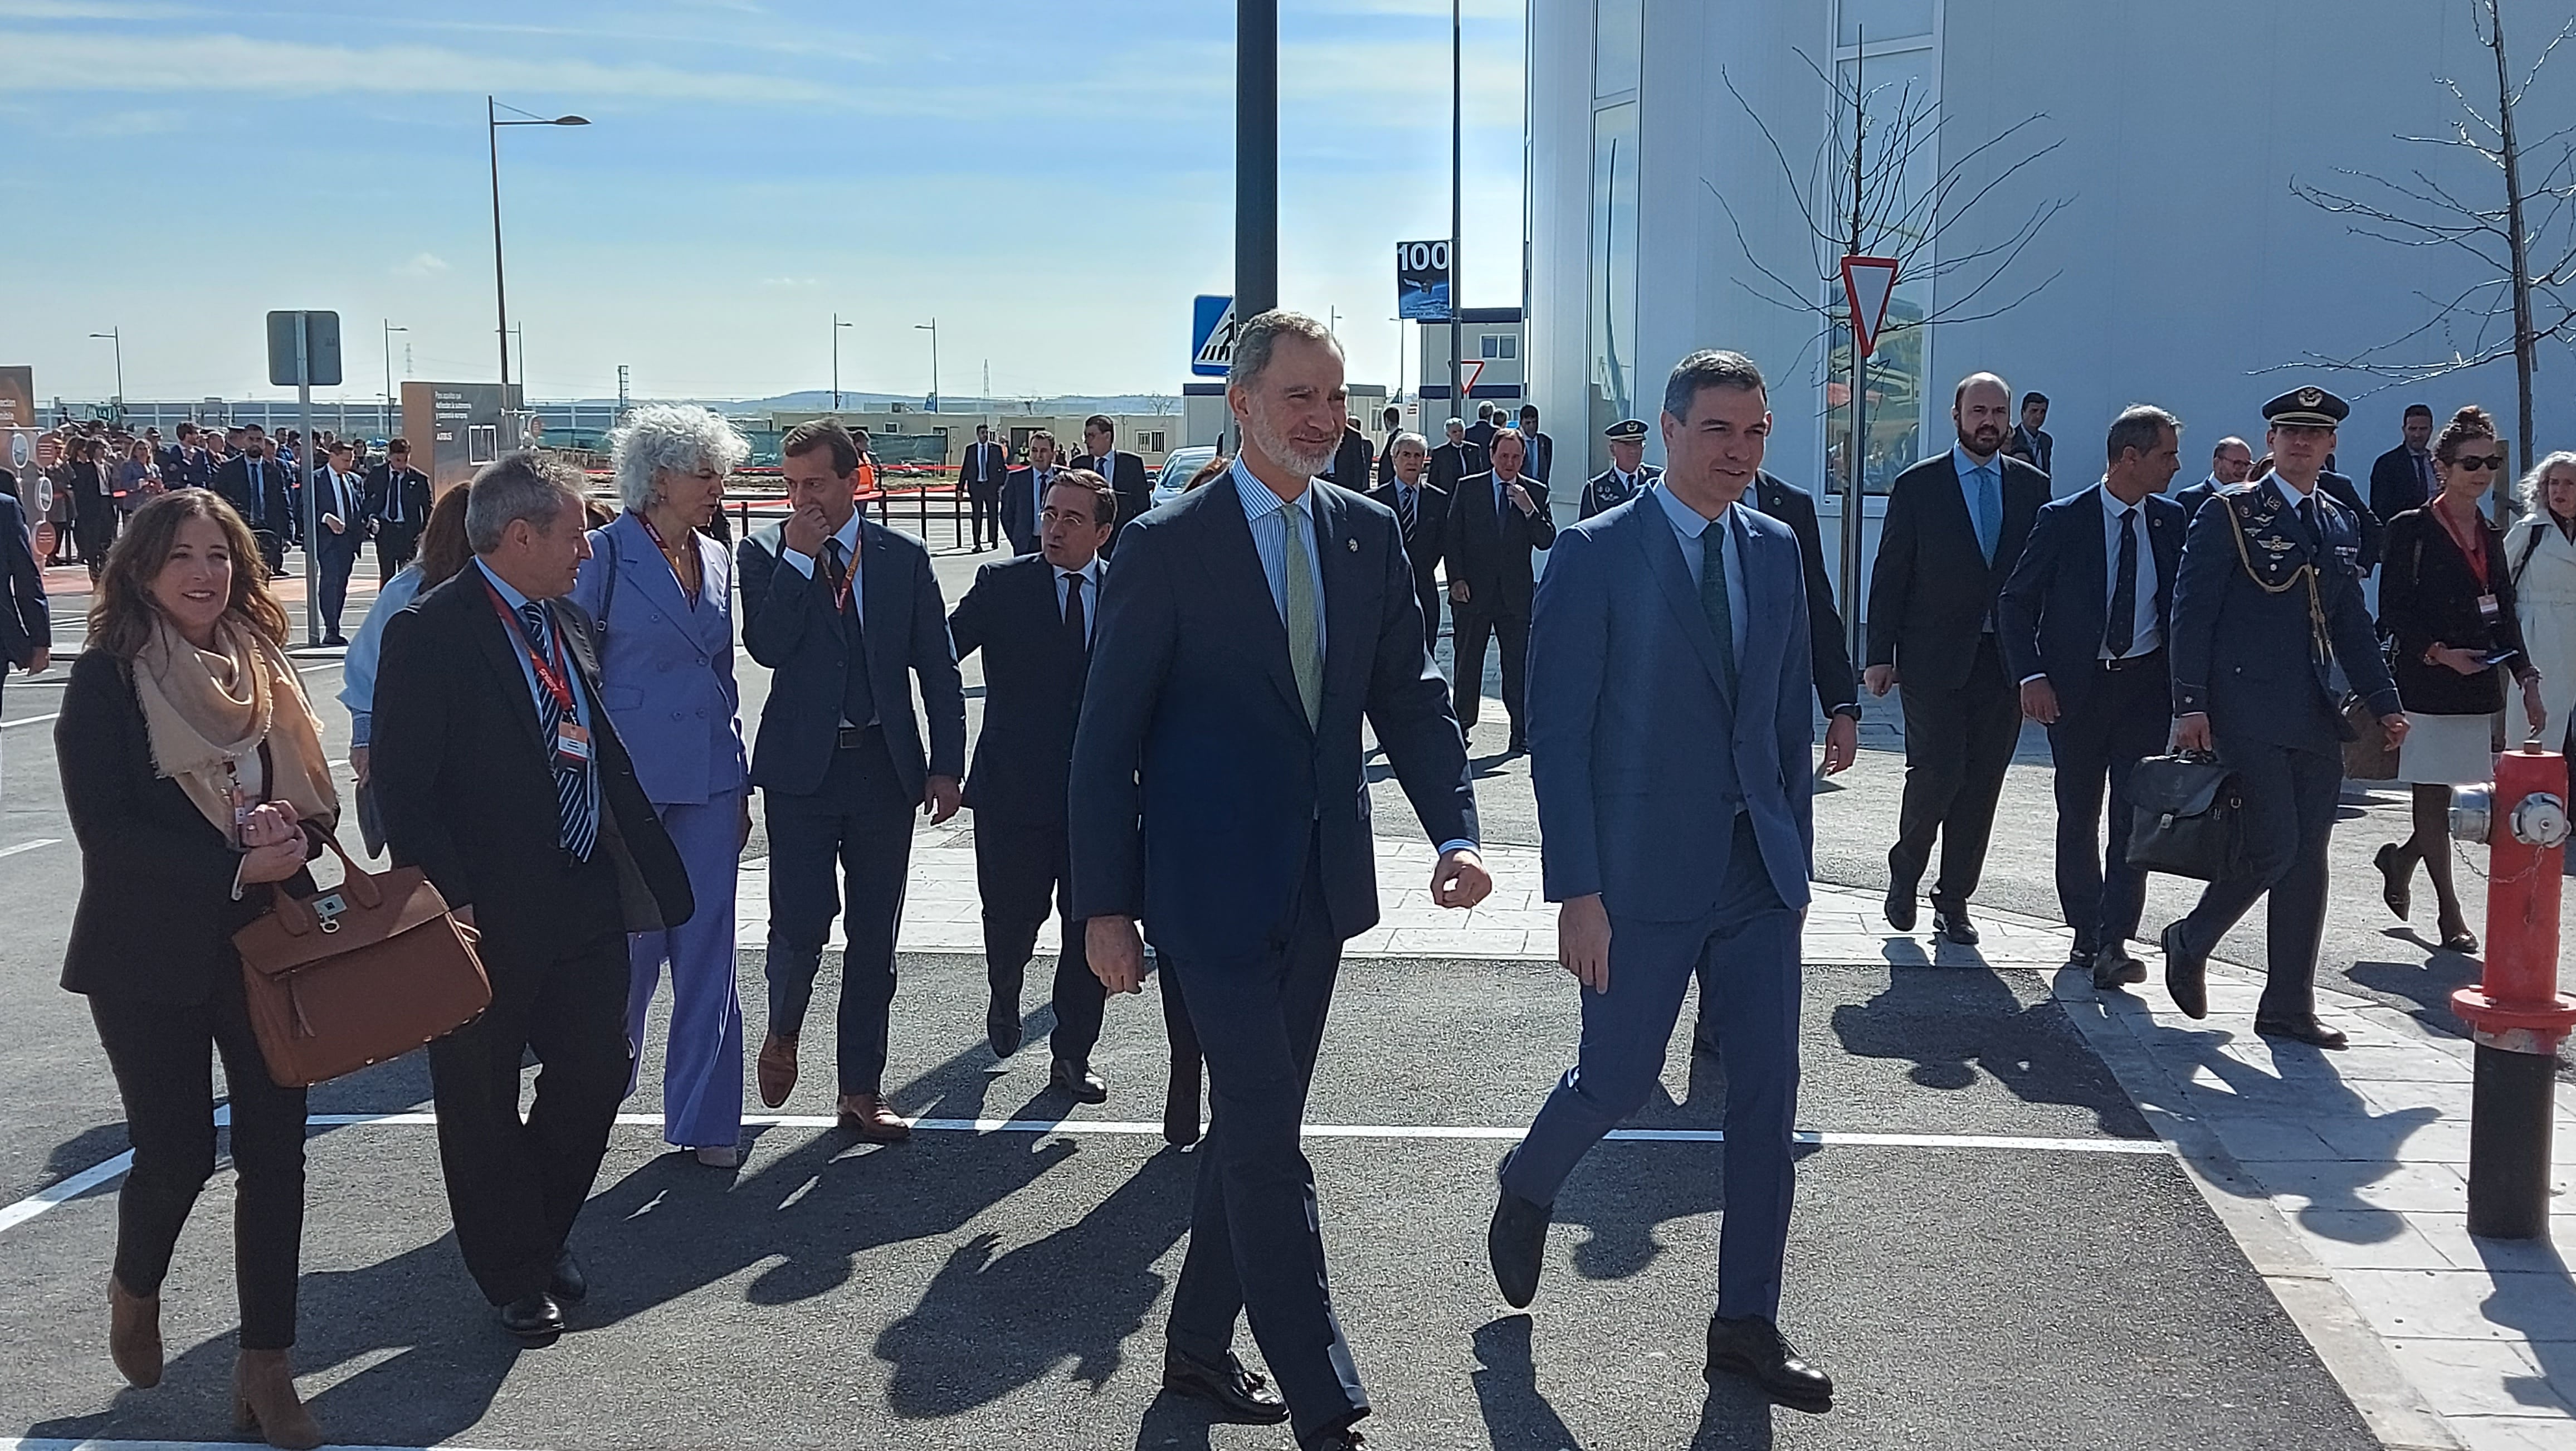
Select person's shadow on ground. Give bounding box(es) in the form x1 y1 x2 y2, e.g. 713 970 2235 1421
1828 965 2146 1132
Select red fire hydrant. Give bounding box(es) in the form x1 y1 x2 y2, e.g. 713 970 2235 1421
2450 743 2575 1240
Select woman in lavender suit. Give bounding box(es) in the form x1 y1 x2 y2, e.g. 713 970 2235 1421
574 405 753 1167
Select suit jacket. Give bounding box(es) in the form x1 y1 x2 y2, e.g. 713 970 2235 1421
949 553 1092 825
569 512 749 806
999 465 1058 556
2319 468 2383 573
2170 480 2398 751
1527 489 1814 921
1428 440 1486 495
738 518 966 799
1067 476 1476 963
2007 424 2053 476
56 651 326 1004
1863 451 2048 692
1069 450 1153 557
310 469 369 554
0 491 47 670
959 440 1011 500
1580 464 1660 519
372 572 694 934
162 447 215 495
2378 504 2531 717
1749 470 1859 716
1465 419 1497 450
213 455 296 539
1326 429 1374 493
2370 445 2436 529
1365 478 1449 594
365 463 432 533
1996 485 2187 720
1520 429 1555 484
1445 471 1558 618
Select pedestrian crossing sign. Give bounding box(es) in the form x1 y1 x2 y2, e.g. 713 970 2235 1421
1192 295 1237 378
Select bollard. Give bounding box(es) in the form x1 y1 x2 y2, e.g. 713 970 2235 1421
2448 742 2576 1239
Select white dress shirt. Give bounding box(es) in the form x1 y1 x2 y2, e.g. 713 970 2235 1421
2100 489 2161 660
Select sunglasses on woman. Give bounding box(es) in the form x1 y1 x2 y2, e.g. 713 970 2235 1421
2452 454 2506 471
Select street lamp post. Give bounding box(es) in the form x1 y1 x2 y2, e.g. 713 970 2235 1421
914 320 939 413
487 96 589 403
832 314 853 410
89 328 123 417
382 320 408 439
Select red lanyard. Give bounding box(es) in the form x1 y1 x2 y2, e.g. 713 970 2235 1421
822 533 856 615
482 577 575 712
2431 499 2492 592
632 510 700 610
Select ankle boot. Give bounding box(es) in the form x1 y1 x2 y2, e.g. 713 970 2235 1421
232 1348 323 1450
108 1275 162 1389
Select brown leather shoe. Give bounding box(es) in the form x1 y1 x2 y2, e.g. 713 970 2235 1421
837 1093 911 1142
233 1348 323 1450
756 1032 798 1109
109 1274 162 1389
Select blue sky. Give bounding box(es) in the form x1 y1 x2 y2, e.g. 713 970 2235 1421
1 0 1526 406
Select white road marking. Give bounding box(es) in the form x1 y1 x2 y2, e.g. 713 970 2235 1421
0 838 61 860
0 1151 133 1235
2 663 334 732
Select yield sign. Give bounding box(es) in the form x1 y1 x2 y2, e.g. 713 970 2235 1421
1841 255 1900 359
1459 358 1487 398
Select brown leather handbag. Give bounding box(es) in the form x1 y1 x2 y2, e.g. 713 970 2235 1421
232 834 492 1089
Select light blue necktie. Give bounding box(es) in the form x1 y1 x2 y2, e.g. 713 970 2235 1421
1974 464 2002 563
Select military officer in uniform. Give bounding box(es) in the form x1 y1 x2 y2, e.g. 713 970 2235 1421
1580 418 1661 518
2161 386 2407 1050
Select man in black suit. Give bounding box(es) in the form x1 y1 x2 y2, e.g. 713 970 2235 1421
1465 401 1499 451
999 427 1061 557
365 438 433 578
1071 415 1153 560
2175 435 2257 522
1446 426 1558 753
2006 391 2054 475
1515 403 1554 483
1326 415 1373 491
0 481 48 707
1373 403 1404 485
213 426 297 574
1998 406 2188 988
311 440 368 646
740 420 966 1141
958 422 1010 552
2369 403 2438 525
373 452 694 1340
1429 416 1485 497
1367 431 1448 655
1864 372 2048 944
1071 309 1488 1450
163 423 215 496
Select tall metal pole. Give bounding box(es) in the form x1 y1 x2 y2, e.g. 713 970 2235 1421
1837 32 1870 671
917 319 939 412
1448 0 1463 417
294 315 319 647
382 320 407 438
1237 0 1279 319
489 96 511 398
832 312 842 410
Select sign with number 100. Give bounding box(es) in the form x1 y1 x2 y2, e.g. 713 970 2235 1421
1396 239 1453 321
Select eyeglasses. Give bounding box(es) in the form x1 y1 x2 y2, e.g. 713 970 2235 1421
2453 455 2506 471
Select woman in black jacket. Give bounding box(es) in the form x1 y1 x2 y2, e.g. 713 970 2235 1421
2373 406 2548 952
57 489 339 1450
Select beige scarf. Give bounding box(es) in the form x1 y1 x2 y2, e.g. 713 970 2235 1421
133 615 340 841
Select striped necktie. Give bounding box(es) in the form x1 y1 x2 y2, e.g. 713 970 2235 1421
516 602 598 860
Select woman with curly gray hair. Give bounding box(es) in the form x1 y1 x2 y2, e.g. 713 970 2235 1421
570 403 755 1167
2505 450 2576 785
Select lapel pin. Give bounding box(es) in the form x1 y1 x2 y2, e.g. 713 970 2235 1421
1346 538 1358 552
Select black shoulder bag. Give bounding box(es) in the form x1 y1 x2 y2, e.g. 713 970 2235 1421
2129 751 2247 882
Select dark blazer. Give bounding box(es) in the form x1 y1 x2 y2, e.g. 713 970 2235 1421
2319 469 2383 573
1465 418 1497 450
2171 481 2398 749
364 463 432 531
2378 505 2532 717
1326 429 1374 493
958 440 1011 500
1519 429 1555 484
2007 425 2053 476
1365 478 1449 591
162 447 215 495
948 553 1091 825
56 651 324 1004
1067 478 1476 963
213 455 296 539
1863 451 2048 692
1997 485 2187 720
1749 470 1858 716
0 490 47 670
1069 450 1153 558
2370 445 2436 527
999 465 1055 556
1444 471 1558 618
1428 440 1486 495
373 571 693 933
738 518 967 800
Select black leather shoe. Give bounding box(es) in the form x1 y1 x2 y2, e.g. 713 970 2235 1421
1487 1156 1550 1309
1884 882 1917 933
1050 1057 1109 1104
2160 921 2208 1019
1931 903 1979 945
1164 1059 1202 1148
2255 1015 2349 1050
1704 1313 1833 1411
1305 1426 1370 1450
547 1249 586 1305
499 1292 563 1341
2092 946 2148 990
1162 1346 1289 1424
986 977 1023 1059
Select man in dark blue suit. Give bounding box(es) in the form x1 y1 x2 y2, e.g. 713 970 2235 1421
2162 387 2407 1050
1487 350 1832 1412
740 420 966 1138
0 483 50 709
1071 310 1489 1451
1999 406 2188 989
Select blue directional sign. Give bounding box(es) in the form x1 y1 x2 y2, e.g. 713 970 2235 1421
1191 295 1236 377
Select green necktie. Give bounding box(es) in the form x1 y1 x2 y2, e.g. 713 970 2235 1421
1282 503 1323 728
1701 518 1739 700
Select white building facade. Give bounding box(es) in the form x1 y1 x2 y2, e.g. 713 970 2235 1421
1526 0 2575 619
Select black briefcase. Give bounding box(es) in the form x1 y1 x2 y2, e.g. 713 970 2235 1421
2128 752 2246 882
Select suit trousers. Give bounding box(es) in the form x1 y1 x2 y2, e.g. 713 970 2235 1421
89 966 308 1350
764 737 917 1095
1409 573 1443 658
973 815 1103 1063
316 535 361 637
2046 660 2170 953
375 522 421 580
74 503 118 577
968 487 1001 549
426 850 630 1306
1163 835 1368 1444
1890 635 2021 907
2175 736 2344 1021
252 529 287 578
1451 605 1529 742
1504 814 1802 1321
625 788 745 1151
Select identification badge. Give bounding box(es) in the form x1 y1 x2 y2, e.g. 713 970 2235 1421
555 720 593 768
2478 593 2501 622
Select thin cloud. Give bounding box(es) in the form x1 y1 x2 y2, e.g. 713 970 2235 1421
395 252 451 276
0 1 201 16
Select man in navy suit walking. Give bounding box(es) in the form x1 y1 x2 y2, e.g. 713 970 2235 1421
1487 350 1832 1411
1071 310 1490 1451
1998 406 2188 989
